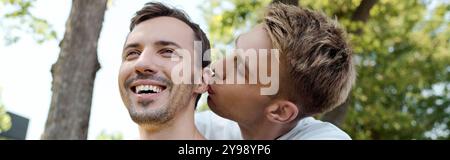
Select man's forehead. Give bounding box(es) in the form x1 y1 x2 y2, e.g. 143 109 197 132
126 16 195 45
133 16 193 32
235 24 272 50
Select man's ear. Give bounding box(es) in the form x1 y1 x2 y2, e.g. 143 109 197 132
265 100 299 124
193 68 211 94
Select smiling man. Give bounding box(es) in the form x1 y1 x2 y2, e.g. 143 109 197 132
118 2 210 140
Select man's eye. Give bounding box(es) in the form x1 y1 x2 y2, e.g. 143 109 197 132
125 51 140 59
159 48 178 57
128 51 139 56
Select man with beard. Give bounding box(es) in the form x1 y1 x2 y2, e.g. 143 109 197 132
119 2 210 140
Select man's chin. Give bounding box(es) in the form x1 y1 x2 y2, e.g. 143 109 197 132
129 110 170 125
207 98 224 116
127 101 173 124
128 101 161 114
136 100 156 108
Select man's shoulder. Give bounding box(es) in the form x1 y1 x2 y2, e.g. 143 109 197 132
195 111 351 140
195 111 242 140
280 117 352 140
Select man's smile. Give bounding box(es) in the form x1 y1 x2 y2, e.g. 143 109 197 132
129 79 169 103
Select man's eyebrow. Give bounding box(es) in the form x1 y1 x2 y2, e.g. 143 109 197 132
154 40 181 48
234 34 241 47
123 43 140 51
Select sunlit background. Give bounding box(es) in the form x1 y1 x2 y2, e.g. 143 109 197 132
0 0 449 140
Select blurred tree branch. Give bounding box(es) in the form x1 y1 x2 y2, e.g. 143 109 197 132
0 0 57 45
321 0 379 126
272 0 298 6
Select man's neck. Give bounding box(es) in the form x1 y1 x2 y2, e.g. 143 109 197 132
138 101 205 140
238 119 298 140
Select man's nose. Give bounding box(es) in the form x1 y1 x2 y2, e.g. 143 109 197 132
134 51 158 75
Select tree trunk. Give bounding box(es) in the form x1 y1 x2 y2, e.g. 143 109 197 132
321 0 378 126
271 0 298 6
351 0 379 22
41 0 107 140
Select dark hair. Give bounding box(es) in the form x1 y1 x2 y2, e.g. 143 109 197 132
264 3 355 117
130 2 211 107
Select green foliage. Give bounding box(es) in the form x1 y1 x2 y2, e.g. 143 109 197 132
0 106 11 133
0 136 11 140
197 102 210 112
203 0 450 139
203 0 270 44
96 130 124 140
0 0 57 45
0 87 11 133
201 0 271 60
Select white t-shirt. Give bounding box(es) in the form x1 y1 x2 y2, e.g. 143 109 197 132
195 111 351 140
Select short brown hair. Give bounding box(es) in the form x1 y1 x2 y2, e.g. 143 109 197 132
263 3 355 117
129 2 211 106
130 2 211 68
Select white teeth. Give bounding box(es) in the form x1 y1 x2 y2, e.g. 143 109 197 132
135 85 163 93
150 86 155 92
